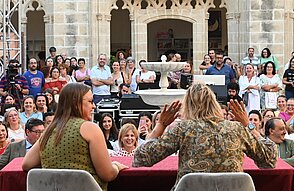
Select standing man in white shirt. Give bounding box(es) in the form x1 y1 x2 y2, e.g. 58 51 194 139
241 47 259 74
90 54 113 104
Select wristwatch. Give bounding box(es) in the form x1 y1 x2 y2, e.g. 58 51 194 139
247 123 255 131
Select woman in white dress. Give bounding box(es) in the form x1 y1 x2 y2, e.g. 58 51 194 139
259 61 282 110
239 63 261 113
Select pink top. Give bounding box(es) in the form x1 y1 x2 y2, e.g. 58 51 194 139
75 69 91 80
279 112 291 122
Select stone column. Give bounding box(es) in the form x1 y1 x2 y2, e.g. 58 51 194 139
97 13 111 59
129 13 136 62
43 14 53 58
193 9 207 74
284 9 294 67
226 12 241 63
133 11 148 63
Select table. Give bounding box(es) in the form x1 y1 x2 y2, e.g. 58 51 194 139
0 157 293 191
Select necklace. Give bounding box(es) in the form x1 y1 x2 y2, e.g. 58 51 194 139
0 140 8 149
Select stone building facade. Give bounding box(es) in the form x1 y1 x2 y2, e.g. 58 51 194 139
1 0 294 71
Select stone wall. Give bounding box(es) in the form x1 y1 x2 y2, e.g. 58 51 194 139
7 0 293 69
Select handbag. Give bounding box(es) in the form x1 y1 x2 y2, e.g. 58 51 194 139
84 69 92 86
265 92 277 109
242 92 249 106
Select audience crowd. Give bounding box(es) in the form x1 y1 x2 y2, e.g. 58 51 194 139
0 46 293 191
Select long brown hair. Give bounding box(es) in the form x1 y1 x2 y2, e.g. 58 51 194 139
182 82 223 123
40 83 91 150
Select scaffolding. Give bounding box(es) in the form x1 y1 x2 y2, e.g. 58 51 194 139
0 0 22 77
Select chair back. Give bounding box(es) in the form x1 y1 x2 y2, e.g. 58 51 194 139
27 168 102 191
174 172 255 191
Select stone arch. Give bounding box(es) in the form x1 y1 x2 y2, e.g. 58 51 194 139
22 0 46 16
143 15 197 25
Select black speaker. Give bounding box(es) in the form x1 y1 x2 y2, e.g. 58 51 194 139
180 73 193 89
120 94 160 110
208 85 227 105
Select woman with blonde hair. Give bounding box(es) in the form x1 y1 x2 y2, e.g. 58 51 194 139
19 96 43 125
3 109 25 142
133 82 277 190
22 83 128 191
116 123 139 157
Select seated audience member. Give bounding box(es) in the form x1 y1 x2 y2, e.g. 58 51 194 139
226 82 243 104
220 104 229 120
261 109 275 136
116 123 139 157
248 110 263 136
265 118 294 167
137 111 153 140
59 64 76 83
3 109 25 142
99 113 119 150
275 95 287 117
35 93 49 113
0 94 18 115
285 122 294 141
22 83 128 191
43 112 54 128
43 67 67 95
279 98 294 125
0 118 44 169
221 107 235 121
0 123 9 155
40 65 51 82
117 83 131 98
133 83 277 190
19 96 43 125
43 88 57 112
151 110 161 131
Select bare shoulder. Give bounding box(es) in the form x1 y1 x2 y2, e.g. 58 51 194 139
80 121 100 132
80 121 102 141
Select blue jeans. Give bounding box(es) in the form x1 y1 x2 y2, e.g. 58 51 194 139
285 90 294 100
93 94 111 105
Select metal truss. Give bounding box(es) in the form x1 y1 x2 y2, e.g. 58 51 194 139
0 0 22 76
